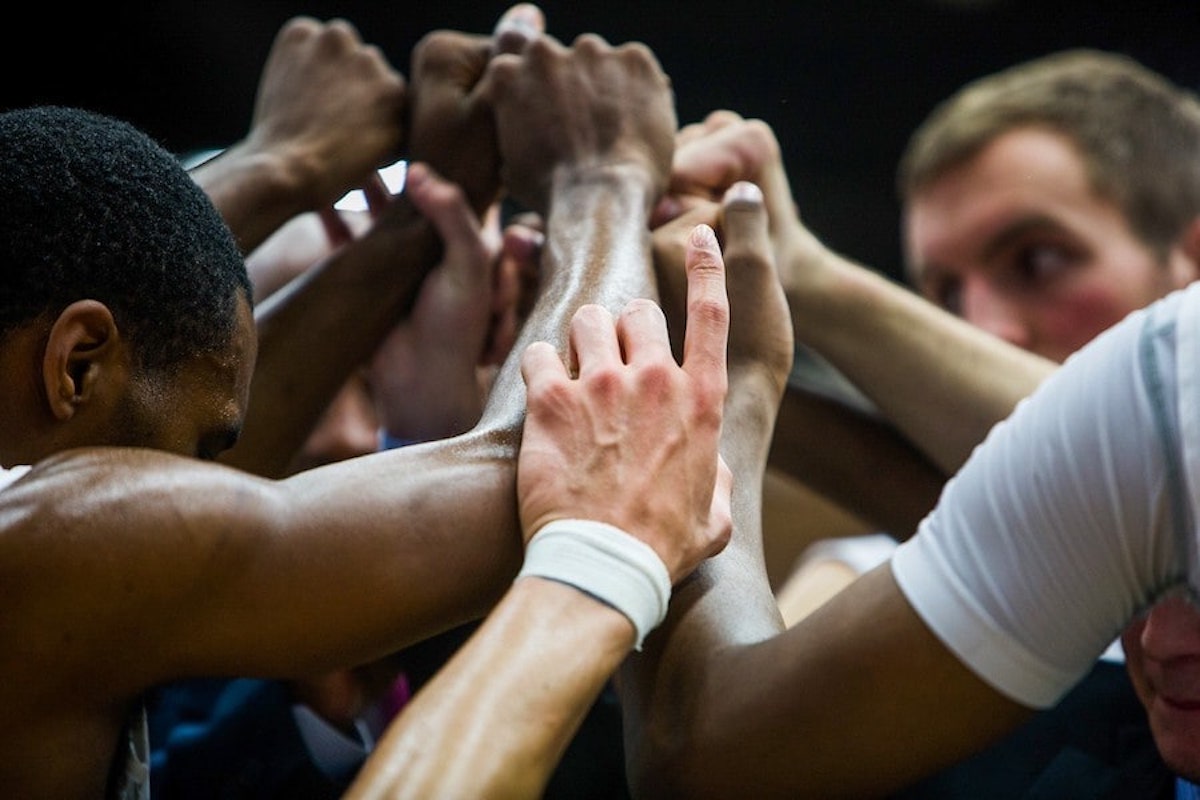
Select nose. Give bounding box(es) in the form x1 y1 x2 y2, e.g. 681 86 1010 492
1138 593 1200 662
959 276 1032 350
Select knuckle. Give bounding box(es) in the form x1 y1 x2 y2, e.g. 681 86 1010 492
742 119 782 158
687 295 730 331
526 374 573 413
634 360 677 398
581 365 622 398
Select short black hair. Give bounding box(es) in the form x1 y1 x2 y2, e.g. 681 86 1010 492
0 105 252 370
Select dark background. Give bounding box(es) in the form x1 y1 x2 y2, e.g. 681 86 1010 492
5 0 1198 281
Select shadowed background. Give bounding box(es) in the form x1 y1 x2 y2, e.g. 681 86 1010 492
4 0 1197 281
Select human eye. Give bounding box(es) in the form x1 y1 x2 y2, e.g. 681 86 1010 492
1011 242 1077 286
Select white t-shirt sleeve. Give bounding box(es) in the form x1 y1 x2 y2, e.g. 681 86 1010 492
892 284 1197 709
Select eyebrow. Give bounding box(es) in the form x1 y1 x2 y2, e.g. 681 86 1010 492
978 212 1070 263
910 211 1074 287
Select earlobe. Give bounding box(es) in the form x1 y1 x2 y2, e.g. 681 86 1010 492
42 300 121 421
1171 216 1200 287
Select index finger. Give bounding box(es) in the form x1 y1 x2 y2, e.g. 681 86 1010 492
681 223 729 385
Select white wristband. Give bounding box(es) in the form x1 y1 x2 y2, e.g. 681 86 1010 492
517 519 672 651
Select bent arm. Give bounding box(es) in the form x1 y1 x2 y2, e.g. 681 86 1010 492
768 382 947 540
220 199 442 478
621 181 1031 799
784 244 1057 474
650 566 1031 799
5 150 661 716
624 256 1197 799
622 285 1034 799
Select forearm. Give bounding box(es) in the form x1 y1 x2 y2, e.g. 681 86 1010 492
621 365 786 796
190 142 317 255
14 442 517 704
476 164 660 432
786 246 1055 473
625 403 1026 800
543 165 660 311
215 163 659 673
651 566 1029 799
346 578 633 799
221 200 441 478
767 384 947 539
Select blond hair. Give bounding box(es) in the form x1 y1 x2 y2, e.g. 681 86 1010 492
898 50 1200 255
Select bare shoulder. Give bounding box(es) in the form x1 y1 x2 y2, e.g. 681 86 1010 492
0 447 277 543
0 447 281 627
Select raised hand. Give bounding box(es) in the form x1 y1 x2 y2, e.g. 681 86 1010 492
517 222 732 583
484 32 676 215
193 16 406 252
406 3 545 213
365 163 503 441
653 110 829 294
244 17 406 208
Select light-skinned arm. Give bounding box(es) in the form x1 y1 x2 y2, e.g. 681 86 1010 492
660 110 1056 477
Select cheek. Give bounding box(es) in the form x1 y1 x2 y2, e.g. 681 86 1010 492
1032 285 1139 359
1121 621 1153 698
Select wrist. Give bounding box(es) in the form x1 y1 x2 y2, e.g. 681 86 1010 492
517 518 671 651
550 162 661 215
782 239 863 342
191 141 313 249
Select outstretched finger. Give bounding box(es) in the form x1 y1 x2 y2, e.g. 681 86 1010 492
652 201 720 361
681 224 730 385
719 181 772 280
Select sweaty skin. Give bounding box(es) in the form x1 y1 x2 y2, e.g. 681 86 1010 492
0 13 685 800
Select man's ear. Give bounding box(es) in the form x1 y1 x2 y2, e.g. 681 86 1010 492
42 300 123 421
1170 215 1200 287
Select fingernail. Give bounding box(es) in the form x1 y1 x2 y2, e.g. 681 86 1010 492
498 4 543 37
725 181 763 204
690 223 717 248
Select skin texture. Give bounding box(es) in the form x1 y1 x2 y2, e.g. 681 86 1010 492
0 7 692 798
905 127 1199 364
348 223 734 800
239 163 524 731
651 111 977 538
623 123 1036 800
191 16 407 255
771 131 1200 620
1123 595 1200 781
908 126 1200 785
214 6 543 480
628 74 1200 791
